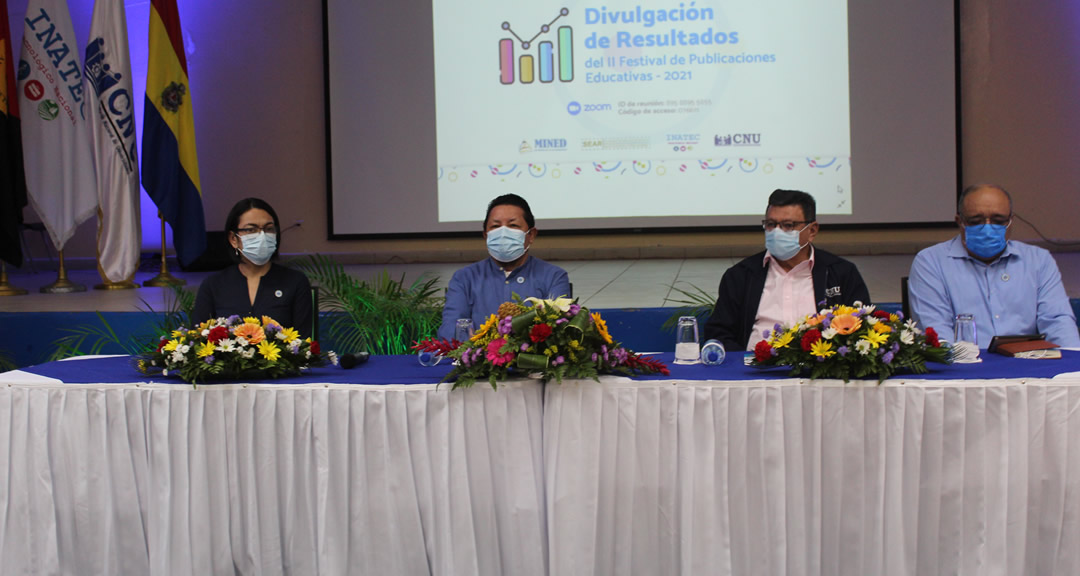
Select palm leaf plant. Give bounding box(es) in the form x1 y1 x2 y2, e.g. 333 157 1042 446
662 281 716 331
48 284 196 361
291 255 444 355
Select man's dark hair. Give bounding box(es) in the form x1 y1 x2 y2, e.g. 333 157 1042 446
957 184 1013 215
484 193 535 230
767 189 816 222
224 197 282 262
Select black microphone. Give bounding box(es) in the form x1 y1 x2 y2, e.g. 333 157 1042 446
339 351 370 369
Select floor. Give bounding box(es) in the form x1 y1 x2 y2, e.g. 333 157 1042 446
4 252 1080 313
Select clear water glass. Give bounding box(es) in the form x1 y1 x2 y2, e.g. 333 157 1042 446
455 318 475 342
674 316 701 365
954 313 977 346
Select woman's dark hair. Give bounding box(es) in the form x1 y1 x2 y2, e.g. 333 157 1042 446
225 197 281 262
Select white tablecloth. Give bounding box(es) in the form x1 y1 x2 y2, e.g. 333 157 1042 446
0 377 546 576
544 377 1080 576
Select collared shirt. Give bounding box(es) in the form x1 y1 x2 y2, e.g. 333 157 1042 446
909 236 1080 348
749 248 817 350
439 256 571 340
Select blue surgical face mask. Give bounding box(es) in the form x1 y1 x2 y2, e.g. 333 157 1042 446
486 226 529 263
964 223 1009 259
765 225 809 262
240 231 277 266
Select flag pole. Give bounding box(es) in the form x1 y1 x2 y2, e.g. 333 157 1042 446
0 262 28 296
143 212 185 287
40 249 86 293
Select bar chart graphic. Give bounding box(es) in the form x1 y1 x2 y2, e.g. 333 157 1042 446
499 8 573 85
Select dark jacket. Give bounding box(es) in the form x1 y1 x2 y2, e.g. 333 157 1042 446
702 248 871 351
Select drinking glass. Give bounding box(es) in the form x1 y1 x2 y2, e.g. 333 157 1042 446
674 316 701 365
455 318 475 342
954 314 977 346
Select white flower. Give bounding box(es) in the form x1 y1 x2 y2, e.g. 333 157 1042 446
162 369 168 376
856 340 872 355
236 336 248 346
865 316 878 326
305 350 312 359
327 351 339 366
170 350 187 363
852 301 864 308
179 344 191 354
904 319 919 331
900 330 915 345
821 327 838 340
276 331 287 340
524 296 574 312
242 348 256 359
202 328 210 337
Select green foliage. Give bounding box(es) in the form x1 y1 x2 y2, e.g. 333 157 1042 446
291 255 444 355
662 281 716 331
0 350 16 373
48 284 196 361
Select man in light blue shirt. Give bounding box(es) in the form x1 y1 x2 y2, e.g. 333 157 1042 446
438 194 570 340
908 184 1080 347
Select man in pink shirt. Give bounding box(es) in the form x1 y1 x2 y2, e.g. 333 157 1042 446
703 189 871 351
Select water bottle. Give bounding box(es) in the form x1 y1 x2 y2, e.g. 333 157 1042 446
700 339 726 365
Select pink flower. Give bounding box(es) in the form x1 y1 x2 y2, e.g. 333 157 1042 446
486 338 515 366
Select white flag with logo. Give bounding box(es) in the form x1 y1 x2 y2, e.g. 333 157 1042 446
17 0 97 251
85 0 140 283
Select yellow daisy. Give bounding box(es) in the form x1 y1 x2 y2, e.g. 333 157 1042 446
592 312 613 344
872 322 893 334
196 341 216 358
833 305 858 316
810 339 836 358
243 316 260 325
771 330 795 349
171 329 186 338
861 330 889 349
278 327 301 343
163 338 181 352
258 340 281 362
470 314 499 342
889 313 900 323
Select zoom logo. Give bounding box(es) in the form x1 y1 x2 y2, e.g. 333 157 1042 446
567 101 612 115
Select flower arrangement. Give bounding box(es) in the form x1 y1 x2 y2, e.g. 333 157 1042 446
751 302 950 382
413 297 669 389
135 315 337 384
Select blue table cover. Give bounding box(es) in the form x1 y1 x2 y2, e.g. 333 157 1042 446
18 350 1080 385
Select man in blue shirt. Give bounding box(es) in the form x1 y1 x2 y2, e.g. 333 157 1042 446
908 184 1080 347
438 194 571 340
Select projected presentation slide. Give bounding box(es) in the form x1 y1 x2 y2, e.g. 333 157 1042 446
432 0 852 222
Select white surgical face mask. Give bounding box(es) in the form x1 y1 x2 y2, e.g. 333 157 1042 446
764 225 809 262
486 226 529 263
240 231 277 266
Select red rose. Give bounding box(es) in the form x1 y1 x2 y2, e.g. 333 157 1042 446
309 341 321 355
925 327 940 348
801 329 822 351
207 326 229 343
157 338 167 353
872 310 892 320
754 340 774 363
530 323 553 343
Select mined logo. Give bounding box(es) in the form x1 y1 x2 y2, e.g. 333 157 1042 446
37 100 59 121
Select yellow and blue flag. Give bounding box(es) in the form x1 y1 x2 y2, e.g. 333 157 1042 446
141 0 205 266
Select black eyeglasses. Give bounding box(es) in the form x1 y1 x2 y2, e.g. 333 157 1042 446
234 224 277 236
762 220 811 232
